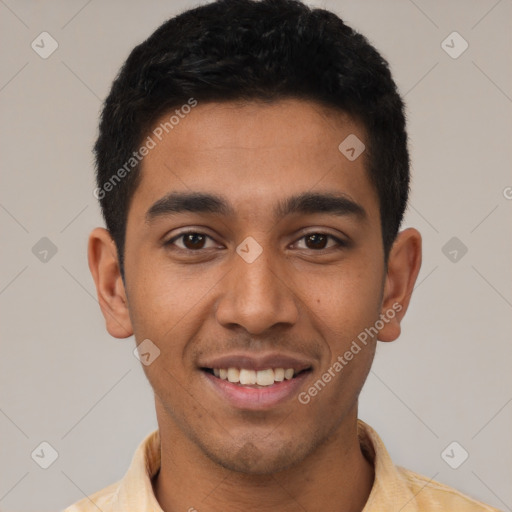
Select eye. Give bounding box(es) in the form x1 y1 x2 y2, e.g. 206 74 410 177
166 231 219 251
294 233 346 251
164 231 347 253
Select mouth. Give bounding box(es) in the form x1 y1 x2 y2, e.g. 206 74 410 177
201 366 312 388
198 353 314 410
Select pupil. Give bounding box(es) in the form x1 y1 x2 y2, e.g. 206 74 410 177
307 234 327 249
185 233 204 249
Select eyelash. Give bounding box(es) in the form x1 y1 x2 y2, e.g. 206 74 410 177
164 231 348 252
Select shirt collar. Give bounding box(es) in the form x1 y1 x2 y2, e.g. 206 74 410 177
114 428 163 511
358 420 420 511
113 419 419 511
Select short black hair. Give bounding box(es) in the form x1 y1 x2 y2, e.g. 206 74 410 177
94 0 410 278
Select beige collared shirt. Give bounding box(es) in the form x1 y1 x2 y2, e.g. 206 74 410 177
63 420 501 511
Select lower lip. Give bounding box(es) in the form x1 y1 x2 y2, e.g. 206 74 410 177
202 370 310 410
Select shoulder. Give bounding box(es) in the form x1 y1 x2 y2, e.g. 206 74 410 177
397 466 502 512
61 481 120 512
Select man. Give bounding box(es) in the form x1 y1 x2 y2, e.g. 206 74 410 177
64 0 500 510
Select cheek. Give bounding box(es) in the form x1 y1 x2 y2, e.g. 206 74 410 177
307 259 383 359
301 268 380 412
125 256 226 369
126 255 203 329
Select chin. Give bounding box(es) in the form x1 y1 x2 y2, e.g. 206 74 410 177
199 436 313 476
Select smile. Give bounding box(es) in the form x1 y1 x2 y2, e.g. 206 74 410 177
201 367 312 410
203 367 309 387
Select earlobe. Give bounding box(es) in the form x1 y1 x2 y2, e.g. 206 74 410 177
378 228 422 342
88 227 133 339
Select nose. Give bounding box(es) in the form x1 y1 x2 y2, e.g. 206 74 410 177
215 247 299 335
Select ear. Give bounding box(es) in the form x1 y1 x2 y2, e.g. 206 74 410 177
377 228 422 342
88 227 133 338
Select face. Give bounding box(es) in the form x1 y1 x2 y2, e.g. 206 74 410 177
90 99 420 474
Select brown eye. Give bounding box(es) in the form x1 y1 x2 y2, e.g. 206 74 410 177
296 233 344 251
182 233 206 250
304 234 328 249
166 232 217 251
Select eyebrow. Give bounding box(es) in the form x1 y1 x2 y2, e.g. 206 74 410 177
145 191 367 223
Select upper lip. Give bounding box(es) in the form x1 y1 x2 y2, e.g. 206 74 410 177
199 352 313 372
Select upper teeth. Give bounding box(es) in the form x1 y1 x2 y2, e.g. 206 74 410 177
212 367 295 386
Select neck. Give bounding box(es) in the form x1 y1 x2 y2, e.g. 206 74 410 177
152 407 374 512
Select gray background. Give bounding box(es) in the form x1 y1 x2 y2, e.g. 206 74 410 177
0 0 511 510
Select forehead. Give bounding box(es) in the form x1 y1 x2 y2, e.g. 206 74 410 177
130 99 379 223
